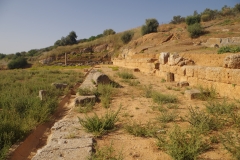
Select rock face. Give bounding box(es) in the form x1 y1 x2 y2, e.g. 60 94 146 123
224 54 240 69
203 37 240 48
93 44 108 53
176 81 189 87
159 52 169 64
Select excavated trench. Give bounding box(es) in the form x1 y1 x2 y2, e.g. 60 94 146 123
8 70 91 160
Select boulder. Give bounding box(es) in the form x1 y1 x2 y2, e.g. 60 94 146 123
159 52 169 64
168 53 179 66
92 72 111 85
39 90 47 101
223 54 240 69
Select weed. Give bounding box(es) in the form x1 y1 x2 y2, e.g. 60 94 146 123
98 84 114 108
166 104 179 109
125 121 157 137
210 135 219 144
78 107 121 136
77 100 95 113
116 71 135 79
161 78 166 83
143 85 153 98
157 110 179 123
187 106 222 133
157 125 210 160
221 132 240 160
109 66 119 71
78 87 98 96
151 91 178 104
165 85 172 90
196 85 217 101
206 100 236 116
90 141 123 160
122 79 140 86
217 46 240 54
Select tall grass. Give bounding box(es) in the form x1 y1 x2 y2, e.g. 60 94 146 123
0 69 83 159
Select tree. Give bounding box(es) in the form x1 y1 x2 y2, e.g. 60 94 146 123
8 57 28 69
187 23 203 38
54 31 77 46
141 18 159 35
185 15 201 25
234 3 240 12
170 15 185 24
103 29 116 36
0 53 6 59
121 31 134 44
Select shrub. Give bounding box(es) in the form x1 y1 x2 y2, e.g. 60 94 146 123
196 85 217 101
170 15 185 24
121 31 134 44
217 46 240 54
157 110 178 123
158 125 210 160
201 14 211 22
8 57 28 69
125 122 157 137
103 29 116 36
151 91 178 104
206 100 236 116
98 84 114 108
185 15 201 25
187 23 203 38
143 85 153 98
116 71 135 79
141 18 159 35
221 132 240 160
78 108 120 136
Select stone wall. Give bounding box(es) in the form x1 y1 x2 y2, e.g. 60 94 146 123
112 54 240 99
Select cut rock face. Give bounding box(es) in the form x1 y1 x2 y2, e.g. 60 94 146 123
92 72 111 85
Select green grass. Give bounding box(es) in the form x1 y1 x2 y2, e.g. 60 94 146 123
124 122 157 137
98 84 114 108
121 79 140 86
77 100 95 113
0 69 83 159
157 125 210 160
206 100 237 116
217 46 240 54
116 71 135 79
151 91 178 104
196 85 217 101
78 108 120 136
157 110 179 123
90 142 123 160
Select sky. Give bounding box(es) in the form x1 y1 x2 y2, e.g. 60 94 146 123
0 0 238 54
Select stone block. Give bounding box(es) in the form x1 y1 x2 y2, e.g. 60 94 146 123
205 67 221 82
184 89 201 100
39 90 47 101
223 54 240 69
185 66 195 77
92 72 111 85
166 72 174 82
74 95 96 106
176 81 189 87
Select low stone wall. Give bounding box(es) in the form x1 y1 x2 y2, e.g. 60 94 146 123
113 58 240 99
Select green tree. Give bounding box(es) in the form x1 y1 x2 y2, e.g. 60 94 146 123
186 15 201 25
0 53 6 59
234 3 240 12
170 15 185 24
121 31 134 44
103 29 116 36
141 18 159 35
187 23 203 38
8 57 28 69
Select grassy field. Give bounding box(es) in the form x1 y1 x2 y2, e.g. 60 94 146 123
0 68 84 159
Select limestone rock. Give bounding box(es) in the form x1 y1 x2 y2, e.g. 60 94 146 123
39 90 47 101
93 44 108 53
176 81 189 87
92 72 111 85
159 52 169 64
224 54 240 69
184 89 201 100
74 95 96 106
168 53 179 66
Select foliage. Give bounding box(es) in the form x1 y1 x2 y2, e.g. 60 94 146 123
201 14 211 22
77 100 95 113
157 110 178 123
78 108 121 136
121 31 134 44
221 132 240 160
90 142 123 160
185 15 201 25
206 100 236 116
7 57 28 69
0 69 83 159
151 91 178 104
116 71 135 79
78 87 98 96
187 23 203 38
234 3 240 12
125 122 157 137
217 46 240 54
54 31 77 46
141 18 159 35
158 125 210 160
200 8 218 21
0 53 6 59
170 15 185 24
98 84 114 108
143 85 153 98
103 29 116 36
196 85 217 101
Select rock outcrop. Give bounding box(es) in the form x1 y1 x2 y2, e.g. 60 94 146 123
202 37 240 48
223 54 240 69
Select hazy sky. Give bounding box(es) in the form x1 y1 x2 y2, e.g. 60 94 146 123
0 0 238 54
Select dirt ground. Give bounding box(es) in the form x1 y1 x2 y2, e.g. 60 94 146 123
74 65 235 160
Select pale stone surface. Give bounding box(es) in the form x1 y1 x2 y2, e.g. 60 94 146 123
184 89 201 100
39 90 47 101
92 72 111 85
224 54 240 69
159 52 169 64
74 96 96 106
176 81 189 87
203 37 240 48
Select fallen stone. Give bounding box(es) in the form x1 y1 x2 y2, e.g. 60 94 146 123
74 95 96 106
176 81 189 87
184 89 201 100
39 90 47 101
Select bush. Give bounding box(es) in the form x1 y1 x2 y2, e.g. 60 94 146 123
158 125 210 160
217 46 240 54
151 91 178 104
8 57 28 69
201 14 211 22
170 15 185 24
125 122 157 137
98 84 114 108
141 18 159 35
78 108 120 136
121 31 134 44
187 23 203 38
103 29 116 36
116 71 135 79
185 15 201 25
